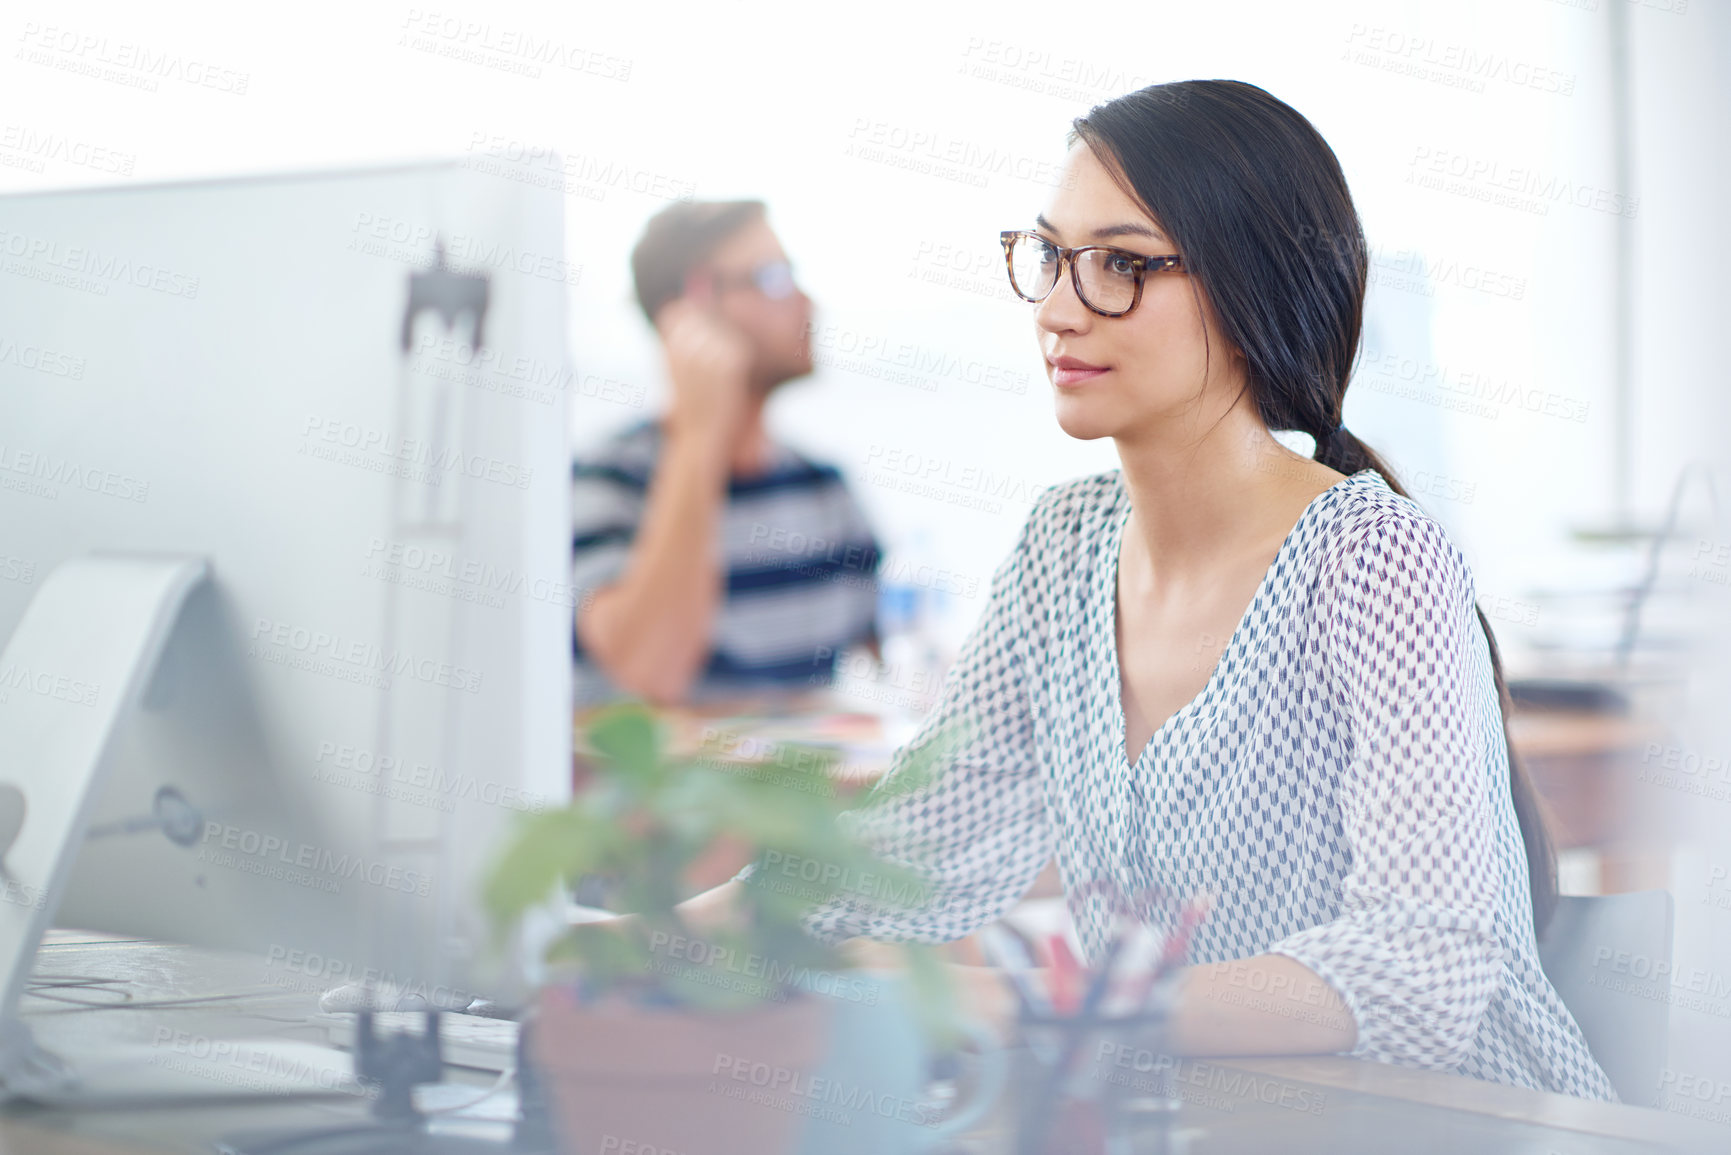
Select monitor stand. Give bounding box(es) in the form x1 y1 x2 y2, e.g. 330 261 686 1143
0 557 377 1105
0 555 351 1104
0 557 550 1147
0 553 212 1100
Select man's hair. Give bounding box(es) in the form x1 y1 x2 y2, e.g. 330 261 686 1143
629 199 767 322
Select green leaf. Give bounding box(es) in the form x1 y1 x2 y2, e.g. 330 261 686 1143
588 704 665 788
488 706 968 1014
481 808 602 938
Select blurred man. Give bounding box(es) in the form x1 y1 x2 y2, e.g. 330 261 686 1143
570 200 880 705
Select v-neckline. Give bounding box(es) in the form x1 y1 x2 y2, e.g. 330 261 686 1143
1105 471 1369 774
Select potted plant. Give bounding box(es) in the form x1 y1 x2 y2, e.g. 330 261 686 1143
484 703 966 1155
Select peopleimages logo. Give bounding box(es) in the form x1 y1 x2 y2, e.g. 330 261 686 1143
148 1029 363 1099
0 661 99 707
860 442 1047 516
1587 945 1731 1017
299 416 534 490
1092 1044 1328 1115
0 334 85 379
362 537 586 611
0 443 149 503
200 823 434 898
844 118 1070 190
0 226 199 298
1355 350 1589 424
397 11 633 82
809 323 1030 395
956 37 1162 104
1341 24 1577 96
347 212 582 286
14 22 251 95
262 944 474 1008
1407 146 1638 219
463 134 695 203
644 932 882 1008
312 740 550 814
0 124 135 176
248 616 483 694
710 1051 939 1127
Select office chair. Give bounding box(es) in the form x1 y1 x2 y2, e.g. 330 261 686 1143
1536 890 1674 1106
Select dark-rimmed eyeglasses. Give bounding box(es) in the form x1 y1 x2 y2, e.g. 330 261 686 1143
999 230 1183 318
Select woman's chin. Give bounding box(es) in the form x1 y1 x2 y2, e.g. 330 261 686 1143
1052 396 1121 442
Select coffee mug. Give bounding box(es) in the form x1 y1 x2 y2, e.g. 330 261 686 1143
791 970 1006 1155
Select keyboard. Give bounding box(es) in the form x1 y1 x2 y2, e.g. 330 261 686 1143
15 1039 364 1105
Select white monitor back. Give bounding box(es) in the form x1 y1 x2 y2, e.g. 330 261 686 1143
0 161 572 1006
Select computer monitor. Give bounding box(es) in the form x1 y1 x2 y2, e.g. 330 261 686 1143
0 160 573 1093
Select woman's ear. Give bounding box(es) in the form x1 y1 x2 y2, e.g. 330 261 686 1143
682 270 715 308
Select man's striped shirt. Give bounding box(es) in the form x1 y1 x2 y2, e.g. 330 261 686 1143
570 419 880 704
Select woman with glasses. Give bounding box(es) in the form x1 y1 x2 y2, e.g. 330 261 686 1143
704 80 1613 1100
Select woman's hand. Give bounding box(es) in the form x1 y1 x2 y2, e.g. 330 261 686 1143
671 878 748 936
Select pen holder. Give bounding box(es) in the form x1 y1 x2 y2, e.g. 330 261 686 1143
1013 981 1183 1155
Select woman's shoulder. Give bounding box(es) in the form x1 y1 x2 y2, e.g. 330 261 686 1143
984 471 1124 622
1021 469 1126 547
1318 469 1477 607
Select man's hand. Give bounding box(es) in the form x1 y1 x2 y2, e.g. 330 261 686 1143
655 296 754 443
575 296 753 703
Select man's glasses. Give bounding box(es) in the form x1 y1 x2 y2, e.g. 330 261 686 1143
999 230 1184 318
703 260 798 301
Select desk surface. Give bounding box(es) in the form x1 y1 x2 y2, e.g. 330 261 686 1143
0 931 416 1154
1 934 1727 1155
575 693 907 782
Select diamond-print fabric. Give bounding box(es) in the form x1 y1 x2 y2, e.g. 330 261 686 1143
783 468 1614 1100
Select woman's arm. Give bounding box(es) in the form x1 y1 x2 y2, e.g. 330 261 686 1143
1168 954 1357 1056
894 951 1354 1054
1261 512 1506 1068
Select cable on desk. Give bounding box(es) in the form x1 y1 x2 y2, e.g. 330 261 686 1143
235 1011 327 1025
23 973 133 1006
22 980 261 1013
27 969 308 1013
419 1065 517 1115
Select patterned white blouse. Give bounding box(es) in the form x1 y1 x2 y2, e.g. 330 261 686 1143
781 467 1614 1100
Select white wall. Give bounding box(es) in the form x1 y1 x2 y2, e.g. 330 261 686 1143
1621 0 1731 1117
3 0 1700 649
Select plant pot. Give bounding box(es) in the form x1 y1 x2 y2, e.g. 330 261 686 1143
531 984 833 1155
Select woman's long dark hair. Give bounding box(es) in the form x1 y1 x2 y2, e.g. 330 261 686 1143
1072 80 1557 934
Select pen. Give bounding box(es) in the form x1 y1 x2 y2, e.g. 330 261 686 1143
1037 932 1128 1150
977 923 1050 1019
1048 934 1084 1016
1120 892 1212 1014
